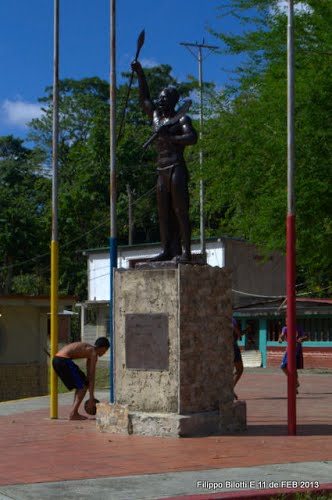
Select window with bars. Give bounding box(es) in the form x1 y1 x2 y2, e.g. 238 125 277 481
267 317 332 343
267 319 283 342
298 318 332 342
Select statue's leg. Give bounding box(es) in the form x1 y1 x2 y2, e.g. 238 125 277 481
169 209 182 258
151 174 172 261
171 166 191 261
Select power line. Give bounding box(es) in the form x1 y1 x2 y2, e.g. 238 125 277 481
0 184 157 273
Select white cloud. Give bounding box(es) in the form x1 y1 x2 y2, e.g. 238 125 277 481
140 57 160 68
1 99 43 128
272 1 313 15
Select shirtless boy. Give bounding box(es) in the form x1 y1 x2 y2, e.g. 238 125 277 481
52 337 110 420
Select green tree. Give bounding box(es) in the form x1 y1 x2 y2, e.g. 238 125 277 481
203 0 332 294
29 78 111 296
0 136 50 294
26 68 198 297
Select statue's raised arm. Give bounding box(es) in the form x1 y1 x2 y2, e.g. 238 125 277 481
131 60 155 119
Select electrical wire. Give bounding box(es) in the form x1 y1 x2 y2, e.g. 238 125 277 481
0 184 157 273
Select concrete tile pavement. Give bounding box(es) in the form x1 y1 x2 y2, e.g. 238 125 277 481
0 465 332 500
0 370 332 499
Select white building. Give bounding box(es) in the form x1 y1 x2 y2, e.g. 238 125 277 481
0 295 75 401
80 237 286 348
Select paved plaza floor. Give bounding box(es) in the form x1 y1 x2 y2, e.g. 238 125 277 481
0 369 332 499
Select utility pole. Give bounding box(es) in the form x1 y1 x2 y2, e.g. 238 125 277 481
180 41 218 258
127 184 133 245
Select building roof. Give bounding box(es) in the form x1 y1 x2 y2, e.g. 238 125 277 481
82 235 246 255
0 294 76 307
235 297 332 317
296 298 332 305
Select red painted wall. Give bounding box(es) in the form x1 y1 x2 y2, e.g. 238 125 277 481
267 346 332 369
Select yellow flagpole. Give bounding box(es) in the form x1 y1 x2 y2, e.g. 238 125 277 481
50 241 59 418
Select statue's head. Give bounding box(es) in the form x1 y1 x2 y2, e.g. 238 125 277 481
157 86 179 113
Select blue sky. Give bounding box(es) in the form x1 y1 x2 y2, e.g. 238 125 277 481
0 0 292 142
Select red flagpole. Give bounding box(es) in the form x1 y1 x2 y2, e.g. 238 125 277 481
287 0 297 435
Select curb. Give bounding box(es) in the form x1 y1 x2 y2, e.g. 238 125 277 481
162 482 332 499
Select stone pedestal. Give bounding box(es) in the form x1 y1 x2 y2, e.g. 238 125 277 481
96 265 246 437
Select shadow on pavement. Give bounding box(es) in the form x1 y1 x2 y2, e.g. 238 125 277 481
240 424 332 436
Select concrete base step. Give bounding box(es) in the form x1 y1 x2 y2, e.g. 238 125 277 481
242 350 262 368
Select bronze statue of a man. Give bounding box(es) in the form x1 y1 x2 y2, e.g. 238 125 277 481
131 60 198 262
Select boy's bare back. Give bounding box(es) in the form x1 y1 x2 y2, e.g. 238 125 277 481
56 342 96 360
